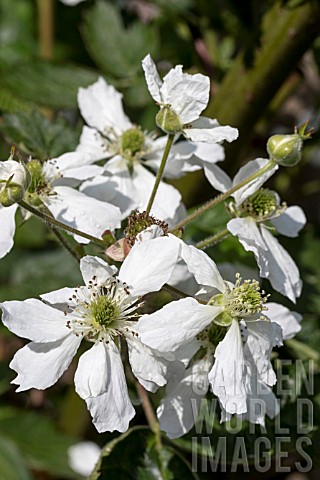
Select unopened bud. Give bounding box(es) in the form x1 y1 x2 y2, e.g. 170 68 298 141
156 105 182 134
106 238 131 262
0 160 30 207
267 134 303 167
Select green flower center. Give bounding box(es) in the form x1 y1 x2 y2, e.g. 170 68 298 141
89 295 120 327
209 274 268 326
27 160 48 194
239 188 279 219
119 127 145 162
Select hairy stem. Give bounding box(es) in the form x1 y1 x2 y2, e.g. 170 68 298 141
19 200 106 247
146 134 175 215
196 228 230 250
170 159 276 232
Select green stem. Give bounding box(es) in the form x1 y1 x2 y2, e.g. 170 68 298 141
50 225 83 262
163 283 207 304
18 200 107 248
41 204 83 262
146 134 175 215
170 159 276 232
196 228 230 250
163 283 189 299
136 383 166 478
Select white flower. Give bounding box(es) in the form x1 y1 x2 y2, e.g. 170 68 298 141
75 77 184 221
136 245 283 421
60 0 86 5
206 157 306 302
1 237 180 432
0 155 121 258
142 54 238 143
68 441 101 477
266 302 302 339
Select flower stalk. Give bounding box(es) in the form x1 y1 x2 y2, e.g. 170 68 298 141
170 159 276 232
18 199 107 248
196 228 230 250
145 134 175 215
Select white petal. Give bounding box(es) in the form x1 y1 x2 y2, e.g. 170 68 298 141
131 164 182 222
118 236 180 297
232 158 278 206
80 255 117 286
1 298 71 342
168 262 199 296
204 163 232 192
68 442 101 477
78 77 132 134
0 204 17 259
81 173 136 220
158 359 210 438
127 337 167 391
192 142 225 163
49 151 97 175
141 54 162 103
137 298 221 352
173 339 202 367
10 334 81 391
244 320 282 386
179 242 226 292
40 287 75 308
270 206 306 238
183 118 238 143
85 342 135 432
161 68 209 124
209 320 247 415
75 342 109 398
76 126 112 161
45 187 121 243
266 302 302 340
60 0 86 5
227 217 267 252
260 225 302 302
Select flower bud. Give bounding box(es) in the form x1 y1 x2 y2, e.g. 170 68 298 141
156 105 182 134
0 160 31 207
267 134 303 167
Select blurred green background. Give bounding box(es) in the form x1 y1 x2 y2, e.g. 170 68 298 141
0 0 320 478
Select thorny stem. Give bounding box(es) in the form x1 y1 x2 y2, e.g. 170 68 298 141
146 134 175 215
196 228 230 250
170 159 276 232
18 200 107 248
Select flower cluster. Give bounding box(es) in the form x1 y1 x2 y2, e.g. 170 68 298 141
0 55 305 441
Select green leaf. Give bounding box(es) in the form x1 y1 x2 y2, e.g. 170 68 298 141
0 110 80 159
0 60 99 108
90 426 198 480
82 1 158 79
0 435 32 480
0 410 78 478
0 87 32 113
